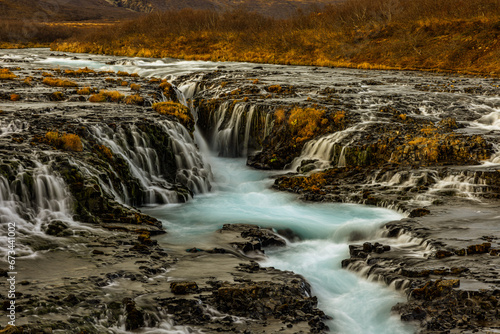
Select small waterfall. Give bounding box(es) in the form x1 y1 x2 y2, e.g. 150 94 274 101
337 146 347 168
242 105 257 156
290 129 352 171
473 108 500 130
0 120 28 137
159 120 212 194
179 81 201 100
90 121 212 205
91 124 180 205
415 171 488 203
208 101 267 157
32 162 75 229
68 157 130 205
0 159 80 258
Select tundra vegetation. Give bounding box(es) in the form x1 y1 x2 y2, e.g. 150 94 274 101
0 0 498 75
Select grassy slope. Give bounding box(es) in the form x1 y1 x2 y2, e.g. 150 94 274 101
2 0 500 76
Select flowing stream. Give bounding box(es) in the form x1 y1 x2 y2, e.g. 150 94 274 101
6 48 499 333
144 156 412 334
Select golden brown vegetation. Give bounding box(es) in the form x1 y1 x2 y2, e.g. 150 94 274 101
95 144 113 160
10 94 20 101
49 91 65 101
64 67 96 76
0 69 17 80
77 87 95 95
89 90 125 103
23 77 33 86
51 0 500 75
288 107 328 144
152 102 194 129
125 94 144 105
42 77 78 87
130 83 141 91
45 131 83 152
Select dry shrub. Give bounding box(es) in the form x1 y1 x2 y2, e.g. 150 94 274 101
77 87 94 95
117 71 129 76
10 94 20 101
42 72 54 77
120 81 129 86
89 90 124 102
125 94 144 105
23 77 33 86
288 107 328 143
88 93 107 102
152 102 194 129
45 131 83 152
95 144 113 160
42 77 78 87
64 67 95 76
130 83 141 91
275 109 286 123
266 85 282 93
0 69 17 80
49 91 65 101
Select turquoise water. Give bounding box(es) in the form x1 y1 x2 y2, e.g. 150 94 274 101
144 157 414 334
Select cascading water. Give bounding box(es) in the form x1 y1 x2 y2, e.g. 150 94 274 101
0 120 28 137
90 121 212 205
206 101 269 157
158 121 212 194
144 157 414 334
90 124 180 205
0 158 84 258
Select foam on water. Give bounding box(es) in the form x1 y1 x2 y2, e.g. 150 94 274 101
144 157 413 334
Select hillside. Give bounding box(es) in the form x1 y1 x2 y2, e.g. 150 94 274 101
0 0 338 21
53 0 500 76
0 0 142 21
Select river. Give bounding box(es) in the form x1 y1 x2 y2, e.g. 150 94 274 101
2 48 499 333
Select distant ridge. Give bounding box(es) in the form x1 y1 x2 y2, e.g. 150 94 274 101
0 0 339 21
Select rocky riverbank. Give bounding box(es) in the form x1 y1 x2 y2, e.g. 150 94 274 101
186 67 500 333
1 53 500 333
0 64 329 333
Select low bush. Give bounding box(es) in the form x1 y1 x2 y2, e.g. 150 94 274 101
42 77 78 87
45 131 83 152
152 101 194 130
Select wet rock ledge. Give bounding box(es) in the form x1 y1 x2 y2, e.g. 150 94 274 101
0 65 327 333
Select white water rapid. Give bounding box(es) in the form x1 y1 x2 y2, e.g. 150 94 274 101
144 156 413 334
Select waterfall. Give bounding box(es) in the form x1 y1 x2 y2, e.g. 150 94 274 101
290 129 352 171
207 101 266 157
0 120 28 137
415 171 488 204
0 159 80 258
158 120 212 194
90 124 181 205
90 121 212 206
337 146 347 168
